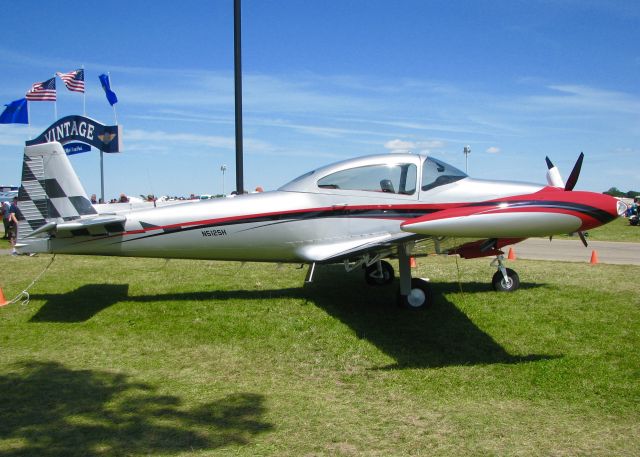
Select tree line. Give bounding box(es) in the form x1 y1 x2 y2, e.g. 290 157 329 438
603 188 639 198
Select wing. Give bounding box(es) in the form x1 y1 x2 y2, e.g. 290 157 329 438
296 231 424 264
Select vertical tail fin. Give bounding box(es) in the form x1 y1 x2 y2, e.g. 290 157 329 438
18 142 95 239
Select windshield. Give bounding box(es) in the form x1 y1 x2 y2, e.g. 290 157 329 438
421 157 467 191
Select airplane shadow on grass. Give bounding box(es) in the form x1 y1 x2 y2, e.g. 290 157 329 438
30 266 554 370
0 361 273 457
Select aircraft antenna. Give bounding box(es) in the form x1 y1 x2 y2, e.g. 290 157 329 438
463 145 471 173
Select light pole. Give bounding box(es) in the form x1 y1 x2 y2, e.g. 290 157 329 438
220 164 227 196
463 145 471 174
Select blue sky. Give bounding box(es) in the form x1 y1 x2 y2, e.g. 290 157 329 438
0 0 638 198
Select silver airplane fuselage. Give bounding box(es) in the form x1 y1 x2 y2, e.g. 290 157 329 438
15 144 623 307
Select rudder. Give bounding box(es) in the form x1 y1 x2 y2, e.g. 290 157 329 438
18 142 96 239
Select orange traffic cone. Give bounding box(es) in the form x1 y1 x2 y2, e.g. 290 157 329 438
590 250 599 265
0 288 8 307
507 247 516 260
410 257 417 268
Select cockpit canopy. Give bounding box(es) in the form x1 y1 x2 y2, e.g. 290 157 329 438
279 154 467 196
317 163 417 195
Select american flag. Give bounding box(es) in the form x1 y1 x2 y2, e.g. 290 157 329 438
56 69 85 93
26 77 57 101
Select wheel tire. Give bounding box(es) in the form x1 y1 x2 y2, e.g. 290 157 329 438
397 278 433 309
492 268 520 292
364 260 394 286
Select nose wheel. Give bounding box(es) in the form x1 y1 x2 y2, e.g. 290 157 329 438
491 255 520 292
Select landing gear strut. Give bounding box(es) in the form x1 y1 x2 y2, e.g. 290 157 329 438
491 255 520 292
397 243 432 309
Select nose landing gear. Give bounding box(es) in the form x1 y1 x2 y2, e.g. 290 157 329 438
491 255 520 292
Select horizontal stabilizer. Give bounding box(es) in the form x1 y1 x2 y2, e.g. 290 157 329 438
26 214 127 238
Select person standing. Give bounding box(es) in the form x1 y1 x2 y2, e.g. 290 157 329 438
1 200 9 239
8 197 19 255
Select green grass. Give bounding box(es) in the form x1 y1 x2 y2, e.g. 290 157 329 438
548 216 640 242
1 254 639 456
0 231 9 250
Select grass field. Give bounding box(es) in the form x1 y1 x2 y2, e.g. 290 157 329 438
1 253 639 456
550 215 640 242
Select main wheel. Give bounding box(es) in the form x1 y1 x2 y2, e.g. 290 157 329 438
364 260 394 286
492 268 520 292
397 278 433 309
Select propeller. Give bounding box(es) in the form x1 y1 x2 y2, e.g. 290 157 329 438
545 152 588 246
545 156 565 188
564 152 584 191
578 231 588 247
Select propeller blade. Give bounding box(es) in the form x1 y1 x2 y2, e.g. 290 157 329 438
545 156 565 187
564 152 584 191
578 231 588 247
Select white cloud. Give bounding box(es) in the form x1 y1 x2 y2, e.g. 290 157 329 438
384 138 446 154
486 146 501 154
384 139 415 151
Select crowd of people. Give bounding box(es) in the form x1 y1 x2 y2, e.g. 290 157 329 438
625 199 639 218
92 186 265 204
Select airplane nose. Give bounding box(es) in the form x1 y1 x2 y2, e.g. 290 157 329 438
573 191 624 231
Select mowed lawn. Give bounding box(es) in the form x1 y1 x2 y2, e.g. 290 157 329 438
552 214 640 242
1 252 639 456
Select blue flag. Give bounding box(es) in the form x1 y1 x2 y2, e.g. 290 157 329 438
0 98 28 124
98 74 118 106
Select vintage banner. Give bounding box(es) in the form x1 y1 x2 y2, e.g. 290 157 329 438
26 115 122 153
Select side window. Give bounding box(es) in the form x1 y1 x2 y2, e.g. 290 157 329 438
422 158 466 191
317 163 417 195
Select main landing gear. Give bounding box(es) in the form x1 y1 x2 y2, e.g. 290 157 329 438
491 255 520 292
396 243 432 309
361 245 433 309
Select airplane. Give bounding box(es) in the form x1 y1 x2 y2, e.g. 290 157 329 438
14 142 626 309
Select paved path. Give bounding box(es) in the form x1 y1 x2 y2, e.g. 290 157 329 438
505 238 640 265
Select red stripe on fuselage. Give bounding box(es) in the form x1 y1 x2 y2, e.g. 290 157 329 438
120 203 459 237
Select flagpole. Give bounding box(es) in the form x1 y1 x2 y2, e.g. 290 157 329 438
100 150 105 203
82 65 86 116
53 74 58 120
27 100 32 140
